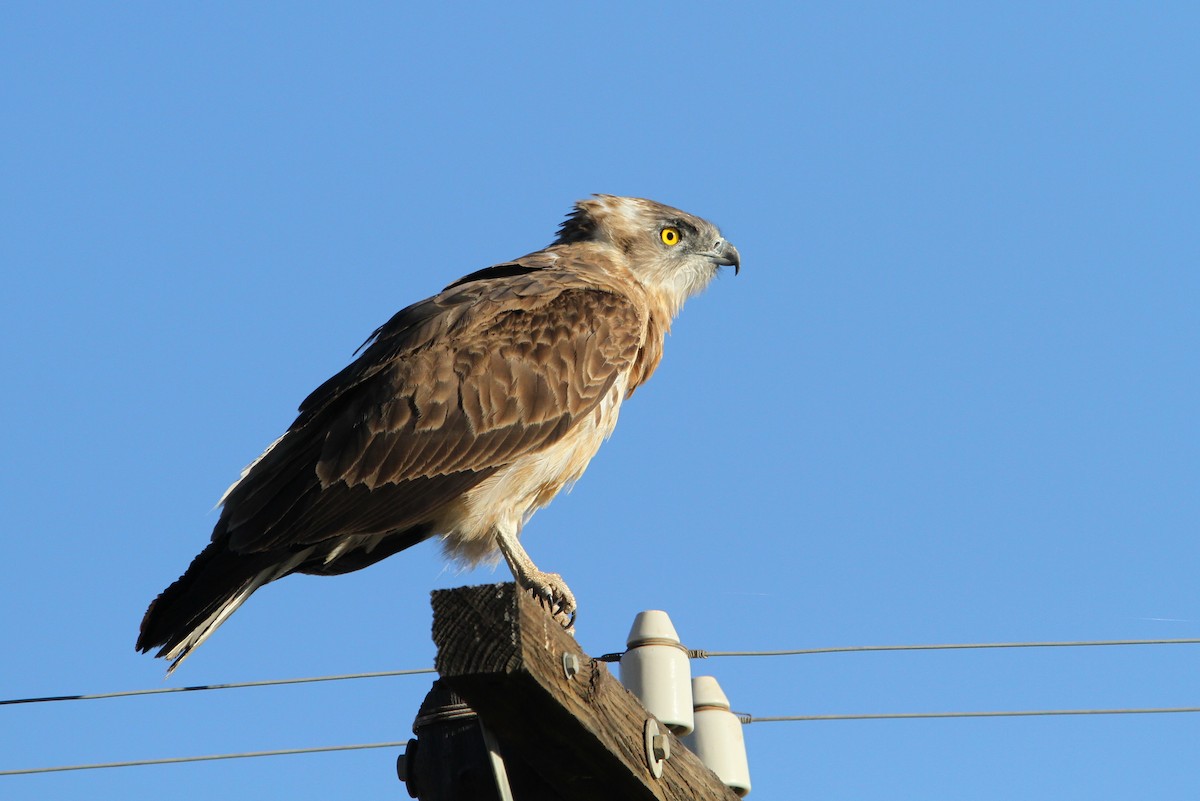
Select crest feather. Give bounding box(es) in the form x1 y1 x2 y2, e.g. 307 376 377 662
553 200 600 245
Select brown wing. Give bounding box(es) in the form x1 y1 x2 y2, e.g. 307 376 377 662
218 268 643 554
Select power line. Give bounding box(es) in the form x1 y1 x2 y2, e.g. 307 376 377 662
595 636 1200 663
7 705 1199 776
739 706 1200 723
0 667 435 707
7 636 1199 707
0 741 409 777
690 637 1200 660
8 637 1196 706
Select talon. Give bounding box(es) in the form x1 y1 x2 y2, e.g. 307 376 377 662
520 572 576 630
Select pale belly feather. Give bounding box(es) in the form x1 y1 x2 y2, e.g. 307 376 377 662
437 376 628 564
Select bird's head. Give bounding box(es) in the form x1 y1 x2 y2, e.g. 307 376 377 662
554 195 740 317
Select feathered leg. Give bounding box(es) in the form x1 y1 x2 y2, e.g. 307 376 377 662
494 520 576 629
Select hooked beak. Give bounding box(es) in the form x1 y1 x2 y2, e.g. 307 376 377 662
703 239 741 275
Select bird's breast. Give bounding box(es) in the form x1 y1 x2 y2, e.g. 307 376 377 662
435 376 629 564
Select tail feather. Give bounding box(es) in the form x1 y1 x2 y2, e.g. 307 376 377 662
137 542 306 674
138 524 435 673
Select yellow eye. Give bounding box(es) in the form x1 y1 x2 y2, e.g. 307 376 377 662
660 227 681 246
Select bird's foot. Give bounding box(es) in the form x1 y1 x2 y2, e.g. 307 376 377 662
519 569 577 631
494 522 577 630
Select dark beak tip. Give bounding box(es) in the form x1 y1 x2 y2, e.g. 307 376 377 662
726 243 741 275
705 241 740 274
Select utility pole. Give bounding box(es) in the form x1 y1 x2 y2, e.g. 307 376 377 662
401 582 741 800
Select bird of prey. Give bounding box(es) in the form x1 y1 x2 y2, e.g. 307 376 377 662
137 195 740 672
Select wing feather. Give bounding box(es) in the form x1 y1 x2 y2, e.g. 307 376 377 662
219 270 643 554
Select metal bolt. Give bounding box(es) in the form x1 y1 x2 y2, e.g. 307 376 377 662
643 718 671 778
651 732 671 762
562 651 580 680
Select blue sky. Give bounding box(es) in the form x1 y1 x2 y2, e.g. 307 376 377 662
2 3 1197 798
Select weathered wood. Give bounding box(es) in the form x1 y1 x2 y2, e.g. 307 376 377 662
433 583 741 801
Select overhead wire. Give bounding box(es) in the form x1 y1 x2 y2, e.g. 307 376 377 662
739 706 1200 723
597 636 1200 662
0 667 435 707
6 638 1199 707
0 741 410 777
691 636 1200 659
5 705 1200 776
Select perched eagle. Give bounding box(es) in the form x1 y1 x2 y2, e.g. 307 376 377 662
137 195 739 672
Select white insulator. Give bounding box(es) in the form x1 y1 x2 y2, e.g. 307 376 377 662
619 610 694 734
682 676 751 797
